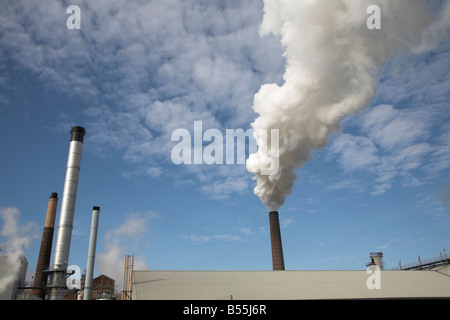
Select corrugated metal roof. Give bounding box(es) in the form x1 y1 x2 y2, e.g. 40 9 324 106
131 270 450 300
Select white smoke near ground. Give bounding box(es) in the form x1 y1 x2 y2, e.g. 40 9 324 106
96 211 157 292
246 0 450 211
0 207 39 294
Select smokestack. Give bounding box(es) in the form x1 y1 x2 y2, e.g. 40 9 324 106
269 211 285 270
121 255 134 300
84 206 100 300
48 126 86 300
32 192 58 299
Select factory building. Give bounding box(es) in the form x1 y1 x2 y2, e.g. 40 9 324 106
3 126 449 301
130 251 450 300
131 251 450 300
79 274 116 300
131 265 450 300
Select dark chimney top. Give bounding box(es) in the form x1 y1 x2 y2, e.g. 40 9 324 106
70 126 86 142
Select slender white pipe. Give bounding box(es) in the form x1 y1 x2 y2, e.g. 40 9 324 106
84 206 100 300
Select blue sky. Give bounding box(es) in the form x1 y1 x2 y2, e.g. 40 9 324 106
1 0 450 288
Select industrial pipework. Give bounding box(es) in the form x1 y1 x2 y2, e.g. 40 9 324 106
47 126 86 300
84 206 100 300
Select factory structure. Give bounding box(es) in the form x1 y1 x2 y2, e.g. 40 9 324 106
1 126 450 300
131 251 450 299
131 267 450 300
0 127 112 300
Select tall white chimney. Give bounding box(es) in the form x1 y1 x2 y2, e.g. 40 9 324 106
47 126 86 300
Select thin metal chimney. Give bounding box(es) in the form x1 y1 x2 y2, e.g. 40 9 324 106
121 255 134 300
32 192 58 299
47 126 86 300
84 206 100 300
269 211 285 270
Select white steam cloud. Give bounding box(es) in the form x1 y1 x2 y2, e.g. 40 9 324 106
0 207 38 294
246 0 450 211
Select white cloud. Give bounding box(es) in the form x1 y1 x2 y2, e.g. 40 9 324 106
370 182 391 196
427 130 450 176
329 101 450 196
436 177 450 214
280 217 295 228
183 233 241 245
330 134 379 171
103 211 155 241
2 1 448 205
360 104 430 151
96 211 158 291
377 238 396 249
200 169 252 200
0 0 285 202
326 43 450 196
239 227 252 235
326 178 365 193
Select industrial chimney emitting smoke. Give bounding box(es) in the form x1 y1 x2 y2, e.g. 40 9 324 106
47 126 86 300
84 206 100 300
32 192 58 299
269 211 285 271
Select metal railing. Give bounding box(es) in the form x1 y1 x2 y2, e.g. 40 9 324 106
392 254 450 270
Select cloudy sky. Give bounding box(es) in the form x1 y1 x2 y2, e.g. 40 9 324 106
1 0 449 290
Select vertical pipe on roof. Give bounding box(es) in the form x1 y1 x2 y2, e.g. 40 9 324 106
121 255 134 300
121 256 127 300
84 206 100 300
128 255 134 299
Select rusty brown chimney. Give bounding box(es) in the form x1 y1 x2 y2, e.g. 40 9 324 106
32 192 58 299
269 211 285 270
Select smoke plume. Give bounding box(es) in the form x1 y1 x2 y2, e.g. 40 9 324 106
246 0 449 211
0 207 38 294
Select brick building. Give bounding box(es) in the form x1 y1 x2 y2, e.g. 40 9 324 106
78 274 116 300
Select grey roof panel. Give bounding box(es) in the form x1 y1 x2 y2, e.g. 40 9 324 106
131 270 450 300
